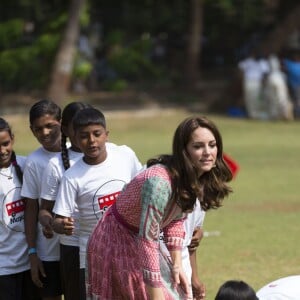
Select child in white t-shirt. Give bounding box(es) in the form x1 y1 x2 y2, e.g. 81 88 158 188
39 102 91 300
185 201 206 299
21 99 63 300
160 199 206 299
0 117 40 300
53 107 142 298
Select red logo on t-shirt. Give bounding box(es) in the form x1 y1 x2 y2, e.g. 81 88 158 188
6 199 25 216
98 191 120 211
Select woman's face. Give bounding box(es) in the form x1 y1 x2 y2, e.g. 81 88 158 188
186 126 218 176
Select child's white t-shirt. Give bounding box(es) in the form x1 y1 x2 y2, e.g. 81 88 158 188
257 275 300 300
182 200 206 281
0 156 29 275
53 144 142 268
40 148 83 247
21 147 61 261
159 200 205 286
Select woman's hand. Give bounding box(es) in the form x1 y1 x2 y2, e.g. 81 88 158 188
172 265 193 299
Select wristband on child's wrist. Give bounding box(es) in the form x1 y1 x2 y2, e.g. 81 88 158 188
28 247 37 255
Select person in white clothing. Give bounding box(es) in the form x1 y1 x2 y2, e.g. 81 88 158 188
21 99 62 300
238 51 270 119
256 275 300 300
160 200 206 300
263 55 294 120
0 117 40 300
39 102 91 300
185 202 206 300
52 107 142 299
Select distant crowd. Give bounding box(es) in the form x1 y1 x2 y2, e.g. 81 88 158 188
237 48 300 121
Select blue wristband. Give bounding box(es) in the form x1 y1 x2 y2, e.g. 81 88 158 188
28 247 37 255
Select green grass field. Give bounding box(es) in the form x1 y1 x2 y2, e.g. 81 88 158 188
5 108 300 299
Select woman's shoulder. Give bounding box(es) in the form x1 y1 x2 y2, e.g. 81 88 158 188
141 164 170 181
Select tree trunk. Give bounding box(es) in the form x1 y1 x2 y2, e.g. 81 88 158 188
185 0 203 86
259 4 300 55
47 0 86 105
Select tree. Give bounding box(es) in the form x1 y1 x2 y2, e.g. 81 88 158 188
185 0 203 86
47 0 86 105
259 3 300 55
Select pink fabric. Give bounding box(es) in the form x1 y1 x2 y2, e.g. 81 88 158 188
86 165 186 299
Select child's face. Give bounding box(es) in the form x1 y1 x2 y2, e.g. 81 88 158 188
0 130 14 168
30 114 61 152
75 124 108 165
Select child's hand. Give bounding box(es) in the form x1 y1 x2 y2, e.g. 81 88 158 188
62 217 75 235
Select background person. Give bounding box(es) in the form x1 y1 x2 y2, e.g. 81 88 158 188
238 50 270 119
263 54 294 120
282 49 300 118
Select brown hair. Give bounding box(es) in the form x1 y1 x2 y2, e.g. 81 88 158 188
147 116 232 211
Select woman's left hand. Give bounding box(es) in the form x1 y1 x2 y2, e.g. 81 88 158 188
172 265 193 299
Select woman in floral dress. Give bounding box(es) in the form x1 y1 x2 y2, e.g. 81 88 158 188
86 116 233 300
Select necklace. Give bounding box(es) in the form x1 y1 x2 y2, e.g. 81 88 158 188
0 166 13 180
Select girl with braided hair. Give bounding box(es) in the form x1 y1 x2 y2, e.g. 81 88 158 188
39 101 91 300
0 117 40 300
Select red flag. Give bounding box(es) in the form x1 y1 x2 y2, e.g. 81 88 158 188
223 153 239 179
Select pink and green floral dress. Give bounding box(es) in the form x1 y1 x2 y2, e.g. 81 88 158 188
86 164 187 299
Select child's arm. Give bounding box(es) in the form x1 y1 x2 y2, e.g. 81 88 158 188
188 227 206 300
24 197 46 288
39 199 55 238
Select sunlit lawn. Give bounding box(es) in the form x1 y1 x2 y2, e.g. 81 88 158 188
4 108 300 299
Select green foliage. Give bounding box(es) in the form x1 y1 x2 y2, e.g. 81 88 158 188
45 14 67 31
104 30 163 81
1 0 300 91
36 33 60 55
0 32 59 90
80 2 91 28
73 57 93 80
102 79 128 92
105 30 125 46
0 19 24 49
